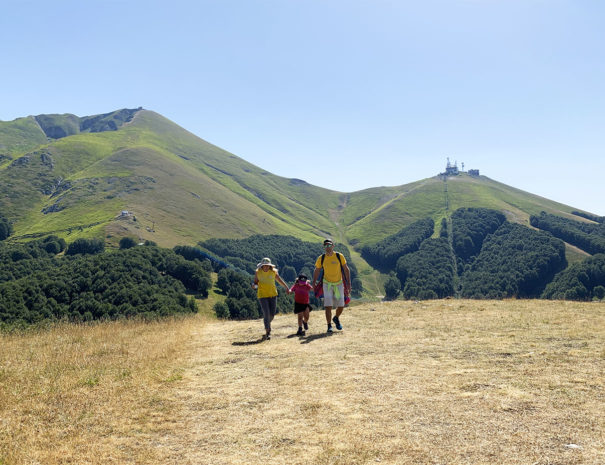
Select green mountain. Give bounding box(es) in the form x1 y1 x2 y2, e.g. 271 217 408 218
0 108 596 260
0 109 342 247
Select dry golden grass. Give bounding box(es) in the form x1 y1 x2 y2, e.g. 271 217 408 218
0 315 208 464
2 300 605 464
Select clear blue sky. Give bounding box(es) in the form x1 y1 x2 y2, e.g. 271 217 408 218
2 0 604 215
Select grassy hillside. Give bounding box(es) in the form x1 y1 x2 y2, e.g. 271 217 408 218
1 110 341 247
343 173 587 247
344 178 447 245
2 299 603 464
0 116 47 162
1 108 598 262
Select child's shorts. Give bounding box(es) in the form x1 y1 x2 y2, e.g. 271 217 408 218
294 302 312 314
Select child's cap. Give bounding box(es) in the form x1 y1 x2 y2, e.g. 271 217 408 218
297 274 308 281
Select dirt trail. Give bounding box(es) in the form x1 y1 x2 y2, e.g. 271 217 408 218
154 300 605 464
157 313 369 464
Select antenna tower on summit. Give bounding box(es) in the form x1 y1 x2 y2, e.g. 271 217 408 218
444 157 459 176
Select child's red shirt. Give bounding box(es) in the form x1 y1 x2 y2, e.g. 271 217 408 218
290 281 312 304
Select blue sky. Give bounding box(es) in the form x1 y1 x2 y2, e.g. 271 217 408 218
2 0 604 215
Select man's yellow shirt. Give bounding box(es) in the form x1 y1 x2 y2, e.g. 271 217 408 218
315 252 346 283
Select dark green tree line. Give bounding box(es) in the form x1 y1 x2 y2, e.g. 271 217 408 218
361 218 434 272
0 242 211 329
0 236 66 283
460 222 566 299
452 208 506 263
571 211 604 224
396 237 455 300
542 254 605 301
530 212 605 255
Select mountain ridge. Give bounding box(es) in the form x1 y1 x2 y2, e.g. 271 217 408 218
0 108 597 253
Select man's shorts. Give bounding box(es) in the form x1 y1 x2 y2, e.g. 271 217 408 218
323 282 345 307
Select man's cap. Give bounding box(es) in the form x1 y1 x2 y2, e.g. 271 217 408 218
323 239 334 246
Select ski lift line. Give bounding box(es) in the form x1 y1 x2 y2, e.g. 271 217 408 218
442 177 460 297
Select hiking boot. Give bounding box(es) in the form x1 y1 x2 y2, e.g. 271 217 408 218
327 325 333 333
266 333 271 340
296 327 304 336
333 316 342 330
303 321 308 330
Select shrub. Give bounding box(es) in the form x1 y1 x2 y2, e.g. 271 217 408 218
593 285 605 300
384 275 401 301
214 301 229 319
66 238 105 255
119 237 137 249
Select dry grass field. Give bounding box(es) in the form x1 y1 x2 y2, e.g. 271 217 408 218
1 300 604 464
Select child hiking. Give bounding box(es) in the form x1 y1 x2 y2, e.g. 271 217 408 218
312 239 351 333
289 274 312 336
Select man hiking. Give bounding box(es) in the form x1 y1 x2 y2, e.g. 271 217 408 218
312 238 351 333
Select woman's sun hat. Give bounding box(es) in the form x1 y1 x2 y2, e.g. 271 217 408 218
257 257 276 270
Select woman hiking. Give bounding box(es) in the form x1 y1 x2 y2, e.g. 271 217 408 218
253 257 289 340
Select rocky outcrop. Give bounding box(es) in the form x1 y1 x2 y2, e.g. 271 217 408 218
34 108 142 139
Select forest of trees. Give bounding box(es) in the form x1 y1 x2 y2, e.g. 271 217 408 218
542 254 605 301
452 208 506 263
396 237 455 300
572 211 604 224
354 207 598 301
3 205 604 330
530 212 605 255
0 239 211 329
459 222 567 298
361 218 434 271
